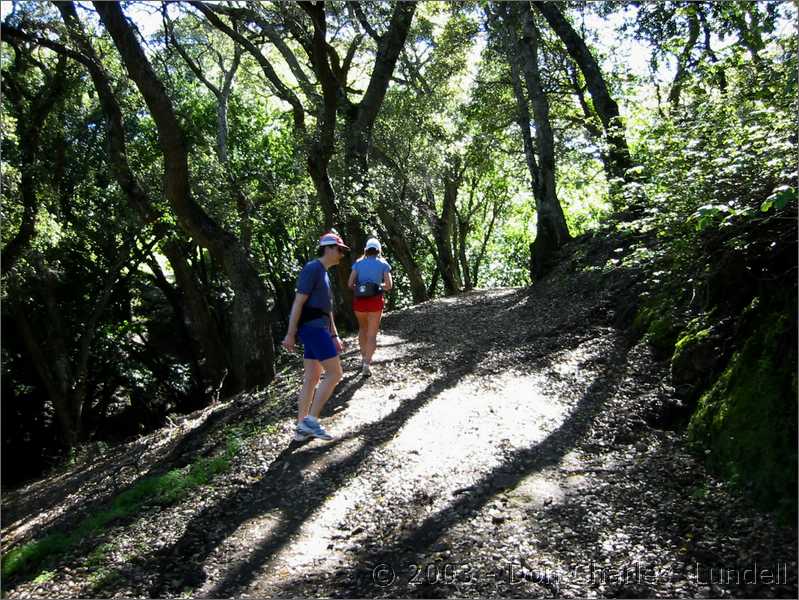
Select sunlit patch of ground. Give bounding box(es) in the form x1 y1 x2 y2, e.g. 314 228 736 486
385 371 568 497
214 336 614 596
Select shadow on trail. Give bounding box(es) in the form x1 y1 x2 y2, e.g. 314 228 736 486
95 289 530 596
273 335 635 597
1 390 279 585
93 281 617 598
321 373 367 418
146 344 487 597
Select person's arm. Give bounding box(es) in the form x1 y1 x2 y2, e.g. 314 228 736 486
329 310 345 352
281 292 309 352
383 265 393 291
347 268 357 289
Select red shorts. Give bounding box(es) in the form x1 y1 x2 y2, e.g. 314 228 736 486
353 294 385 313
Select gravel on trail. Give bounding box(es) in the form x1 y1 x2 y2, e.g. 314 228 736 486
3 248 796 599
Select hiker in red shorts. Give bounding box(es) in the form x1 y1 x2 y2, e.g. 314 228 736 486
347 238 393 377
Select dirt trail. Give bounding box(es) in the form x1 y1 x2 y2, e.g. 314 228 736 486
3 261 796 598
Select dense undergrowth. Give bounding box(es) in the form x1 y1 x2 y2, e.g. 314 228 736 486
603 34 798 523
631 230 797 524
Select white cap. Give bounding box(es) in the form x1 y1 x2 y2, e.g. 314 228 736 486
365 238 381 252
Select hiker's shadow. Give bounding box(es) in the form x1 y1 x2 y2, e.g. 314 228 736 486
256 372 366 469
321 372 366 418
268 373 366 464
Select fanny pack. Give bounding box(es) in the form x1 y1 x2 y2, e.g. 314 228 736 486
298 305 330 326
354 282 383 298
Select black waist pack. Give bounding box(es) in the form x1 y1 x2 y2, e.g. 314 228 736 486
299 305 330 325
354 282 383 297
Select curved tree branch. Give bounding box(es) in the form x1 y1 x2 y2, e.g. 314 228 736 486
164 11 220 96
0 31 70 274
189 0 308 135
349 1 381 42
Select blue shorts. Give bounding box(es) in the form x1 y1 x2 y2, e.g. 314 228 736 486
298 325 338 361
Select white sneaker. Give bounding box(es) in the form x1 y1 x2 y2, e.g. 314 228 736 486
298 415 333 441
293 426 312 442
362 362 372 377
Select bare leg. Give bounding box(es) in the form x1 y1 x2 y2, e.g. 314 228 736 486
355 311 369 363
308 355 343 417
364 311 383 364
298 359 322 423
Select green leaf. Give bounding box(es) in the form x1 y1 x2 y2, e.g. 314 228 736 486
761 185 796 212
689 204 731 231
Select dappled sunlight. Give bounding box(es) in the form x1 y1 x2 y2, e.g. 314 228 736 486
386 371 567 494
2 0 795 595
215 339 609 596
502 471 567 509
194 434 371 595
238 484 366 583
342 332 430 369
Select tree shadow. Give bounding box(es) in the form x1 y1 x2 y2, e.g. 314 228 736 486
7 278 623 595
545 456 794 598
321 373 367 418
142 346 487 597
1 391 292 588
92 290 536 596
155 335 617 597
270 336 636 597
509 412 799 598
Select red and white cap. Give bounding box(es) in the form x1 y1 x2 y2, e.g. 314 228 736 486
318 231 350 250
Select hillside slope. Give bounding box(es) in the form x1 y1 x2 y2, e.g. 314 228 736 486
2 234 796 598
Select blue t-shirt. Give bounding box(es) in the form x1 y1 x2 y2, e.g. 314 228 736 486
353 256 391 286
296 259 332 328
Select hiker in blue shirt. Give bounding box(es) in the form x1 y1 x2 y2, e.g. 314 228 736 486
282 231 349 441
347 237 393 377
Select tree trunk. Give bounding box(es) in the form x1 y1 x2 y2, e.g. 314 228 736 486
507 50 542 201
214 49 252 255
1 55 68 274
163 242 231 384
57 1 232 390
535 1 634 186
668 5 700 110
342 1 416 190
341 2 418 311
472 196 500 288
145 253 201 378
427 265 440 299
95 1 273 389
457 214 472 291
426 183 461 296
375 201 428 304
13 302 78 447
370 148 428 303
511 2 572 279
456 178 480 292
443 175 463 291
